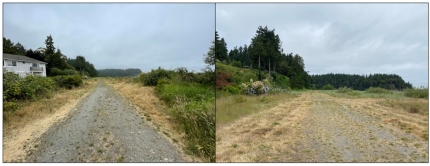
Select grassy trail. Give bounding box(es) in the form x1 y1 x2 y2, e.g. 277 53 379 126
216 91 428 162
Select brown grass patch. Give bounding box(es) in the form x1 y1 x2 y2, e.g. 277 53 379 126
216 92 312 162
252 128 272 135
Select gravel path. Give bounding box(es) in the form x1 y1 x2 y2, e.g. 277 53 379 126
26 82 186 162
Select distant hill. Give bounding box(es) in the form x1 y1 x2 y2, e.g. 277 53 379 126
97 68 142 77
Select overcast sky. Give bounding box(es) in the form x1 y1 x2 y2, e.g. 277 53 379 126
4 3 215 72
217 3 428 87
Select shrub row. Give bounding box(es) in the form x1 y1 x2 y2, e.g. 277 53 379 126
404 86 428 98
365 87 393 94
3 70 56 102
52 75 83 89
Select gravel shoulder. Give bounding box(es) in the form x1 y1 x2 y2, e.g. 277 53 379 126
216 92 428 162
25 81 186 162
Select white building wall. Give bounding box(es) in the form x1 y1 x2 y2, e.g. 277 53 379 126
3 60 47 77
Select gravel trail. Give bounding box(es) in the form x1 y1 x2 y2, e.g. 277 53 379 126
26 81 186 162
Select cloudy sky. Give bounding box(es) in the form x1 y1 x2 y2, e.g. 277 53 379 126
217 3 428 87
4 3 215 72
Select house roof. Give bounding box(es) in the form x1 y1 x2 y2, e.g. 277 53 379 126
3 53 48 64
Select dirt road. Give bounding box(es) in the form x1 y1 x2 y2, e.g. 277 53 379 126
22 81 186 162
216 92 428 162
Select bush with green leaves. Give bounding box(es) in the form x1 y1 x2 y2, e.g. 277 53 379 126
230 60 242 68
53 75 83 89
63 69 78 75
337 86 353 93
195 68 215 85
365 87 392 94
321 84 335 90
3 70 56 112
50 68 64 76
222 85 240 94
139 67 172 86
404 86 428 98
241 72 257 84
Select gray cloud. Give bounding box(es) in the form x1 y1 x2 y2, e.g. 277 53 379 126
217 3 428 87
4 3 215 72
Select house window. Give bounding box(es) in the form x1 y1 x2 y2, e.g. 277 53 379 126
7 61 17 67
32 63 39 67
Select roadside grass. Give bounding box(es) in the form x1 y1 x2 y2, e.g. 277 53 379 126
3 79 97 135
106 73 215 162
377 99 429 115
216 93 297 126
320 90 408 99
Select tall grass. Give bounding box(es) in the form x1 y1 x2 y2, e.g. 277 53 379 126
378 99 429 115
170 95 215 162
216 93 296 126
144 67 215 162
404 86 429 99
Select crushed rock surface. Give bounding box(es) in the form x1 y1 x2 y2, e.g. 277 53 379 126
26 82 186 162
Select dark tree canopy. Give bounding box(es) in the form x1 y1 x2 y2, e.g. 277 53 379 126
311 73 412 90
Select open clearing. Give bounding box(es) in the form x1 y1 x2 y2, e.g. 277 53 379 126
4 80 188 162
216 91 429 162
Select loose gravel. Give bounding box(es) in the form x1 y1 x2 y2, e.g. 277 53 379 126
26 82 186 162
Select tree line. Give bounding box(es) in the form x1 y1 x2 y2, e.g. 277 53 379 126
215 26 312 89
3 36 97 77
311 73 413 90
97 68 142 77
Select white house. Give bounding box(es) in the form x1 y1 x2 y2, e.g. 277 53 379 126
3 53 48 77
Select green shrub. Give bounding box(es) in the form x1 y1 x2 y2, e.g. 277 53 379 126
231 60 242 68
241 72 257 84
337 86 353 93
50 68 63 76
155 78 171 93
3 70 57 102
139 67 172 86
365 87 392 94
195 67 215 85
63 69 78 75
3 101 22 114
53 75 83 89
222 85 240 94
404 86 429 98
321 84 335 90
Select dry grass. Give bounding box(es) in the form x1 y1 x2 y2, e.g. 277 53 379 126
216 92 312 162
103 78 198 162
3 79 98 162
216 93 298 128
3 79 98 134
331 94 429 140
217 91 429 162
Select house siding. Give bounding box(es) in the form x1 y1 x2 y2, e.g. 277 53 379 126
3 60 47 77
